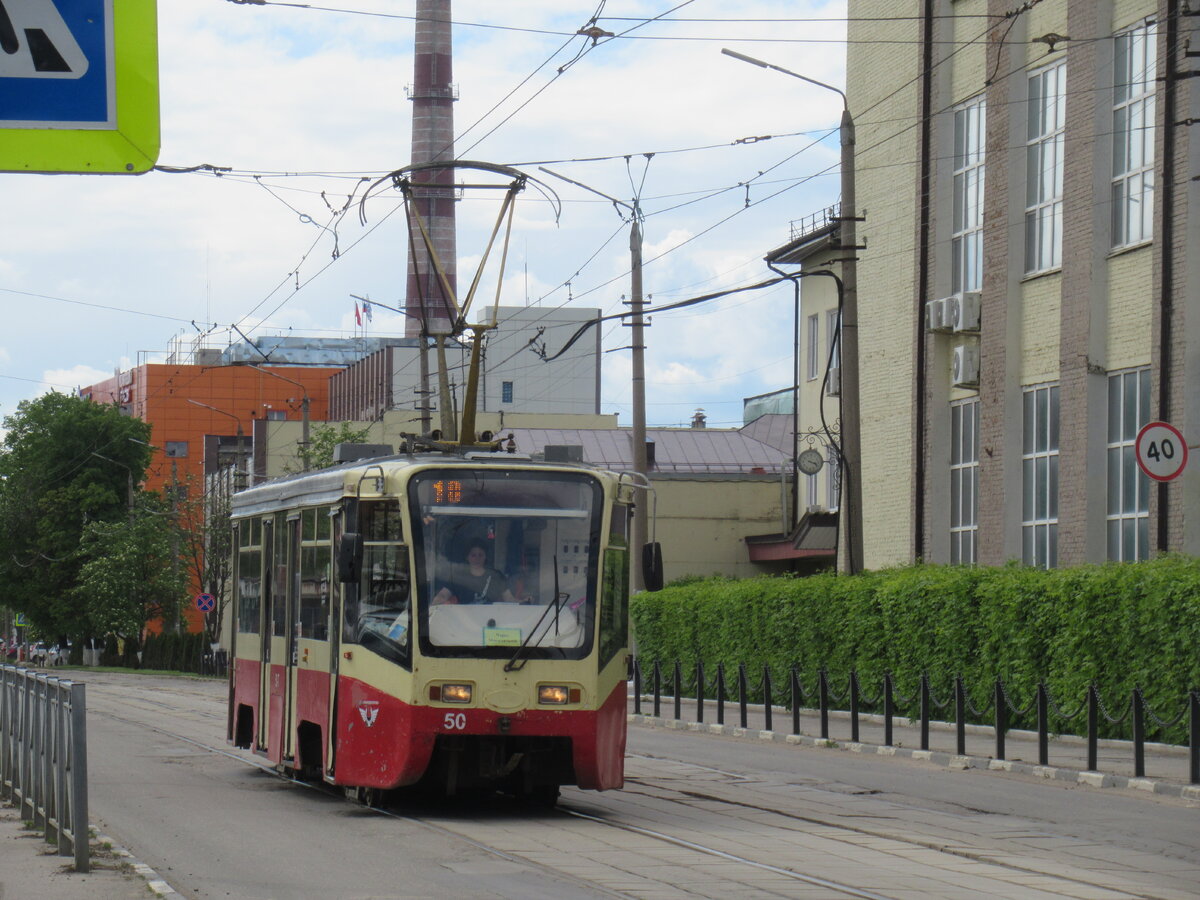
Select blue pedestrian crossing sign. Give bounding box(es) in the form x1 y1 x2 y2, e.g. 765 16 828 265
0 0 159 173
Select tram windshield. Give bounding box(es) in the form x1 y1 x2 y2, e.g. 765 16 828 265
409 468 603 660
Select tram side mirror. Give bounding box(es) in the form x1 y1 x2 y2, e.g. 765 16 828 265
337 532 364 583
641 542 664 592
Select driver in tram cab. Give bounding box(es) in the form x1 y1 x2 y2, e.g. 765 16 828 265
433 538 522 605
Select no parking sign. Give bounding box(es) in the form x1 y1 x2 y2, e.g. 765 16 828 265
194 593 216 613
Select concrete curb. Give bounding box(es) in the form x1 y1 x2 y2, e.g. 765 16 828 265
628 714 1200 802
96 831 183 899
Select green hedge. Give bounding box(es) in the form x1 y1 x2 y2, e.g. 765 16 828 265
630 557 1200 738
140 631 209 673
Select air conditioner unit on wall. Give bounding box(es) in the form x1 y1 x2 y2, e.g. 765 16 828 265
825 367 841 396
943 295 961 333
951 344 980 388
953 291 981 332
925 298 951 333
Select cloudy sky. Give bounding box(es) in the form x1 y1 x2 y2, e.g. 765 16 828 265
1 0 847 431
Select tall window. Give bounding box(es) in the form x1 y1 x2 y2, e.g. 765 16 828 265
952 97 986 294
806 314 820 380
1025 62 1066 274
1107 368 1151 560
1022 384 1059 567
1113 21 1156 248
827 309 841 371
949 398 979 563
806 471 819 509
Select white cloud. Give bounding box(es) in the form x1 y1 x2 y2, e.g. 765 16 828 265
0 1 848 428
42 364 113 394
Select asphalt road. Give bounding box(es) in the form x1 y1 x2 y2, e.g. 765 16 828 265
18 671 1198 899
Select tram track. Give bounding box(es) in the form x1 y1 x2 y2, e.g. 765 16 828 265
86 695 897 898
557 804 895 900
77 674 1196 899
618 754 1171 900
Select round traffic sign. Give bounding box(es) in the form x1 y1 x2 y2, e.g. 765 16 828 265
1135 421 1189 482
195 593 216 613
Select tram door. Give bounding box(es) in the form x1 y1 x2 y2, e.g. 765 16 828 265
258 512 298 764
323 510 343 780
286 507 334 777
256 517 274 754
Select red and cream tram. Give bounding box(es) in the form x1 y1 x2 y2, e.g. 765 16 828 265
227 449 656 802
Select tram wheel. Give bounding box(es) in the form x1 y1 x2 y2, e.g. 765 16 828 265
349 786 382 808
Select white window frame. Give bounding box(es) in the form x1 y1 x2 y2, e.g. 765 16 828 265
826 309 841 372
952 97 986 294
1112 21 1156 249
1022 384 1059 568
1025 62 1066 274
806 471 819 509
1106 368 1151 561
806 314 819 381
949 398 979 564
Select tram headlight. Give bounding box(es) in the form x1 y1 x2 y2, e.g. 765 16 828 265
538 685 572 705
439 683 472 704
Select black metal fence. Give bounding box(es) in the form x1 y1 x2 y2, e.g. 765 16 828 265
632 659 1200 786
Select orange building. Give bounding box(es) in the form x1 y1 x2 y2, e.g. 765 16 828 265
81 362 340 632
82 362 338 492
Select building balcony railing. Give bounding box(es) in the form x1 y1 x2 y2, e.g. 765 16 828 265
788 203 841 244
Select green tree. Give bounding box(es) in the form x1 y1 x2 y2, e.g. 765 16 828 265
73 497 187 638
0 393 152 640
288 421 372 472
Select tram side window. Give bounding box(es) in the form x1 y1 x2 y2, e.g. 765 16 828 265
299 544 331 640
237 519 262 635
272 512 288 637
599 507 630 667
362 501 402 542
351 500 411 667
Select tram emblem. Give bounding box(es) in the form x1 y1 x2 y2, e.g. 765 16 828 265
357 700 380 727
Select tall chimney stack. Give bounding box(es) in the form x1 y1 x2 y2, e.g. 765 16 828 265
405 0 457 338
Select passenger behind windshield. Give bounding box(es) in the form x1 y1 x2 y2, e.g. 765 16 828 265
433 539 529 605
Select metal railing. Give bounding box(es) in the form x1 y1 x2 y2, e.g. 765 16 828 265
0 665 90 871
632 659 1200 786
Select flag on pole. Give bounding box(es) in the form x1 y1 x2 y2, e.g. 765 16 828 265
354 302 362 326
363 300 372 322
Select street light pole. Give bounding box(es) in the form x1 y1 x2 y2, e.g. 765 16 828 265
628 212 649 591
722 48 862 574
539 166 650 589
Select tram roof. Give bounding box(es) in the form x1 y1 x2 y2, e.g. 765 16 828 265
229 451 615 518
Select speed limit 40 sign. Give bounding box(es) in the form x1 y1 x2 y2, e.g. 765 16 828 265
1135 421 1189 482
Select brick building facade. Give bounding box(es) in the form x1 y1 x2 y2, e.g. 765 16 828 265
848 0 1198 568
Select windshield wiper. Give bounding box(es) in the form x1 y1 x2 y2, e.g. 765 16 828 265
504 555 563 672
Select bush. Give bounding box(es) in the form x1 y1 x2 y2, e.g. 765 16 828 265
630 557 1200 741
